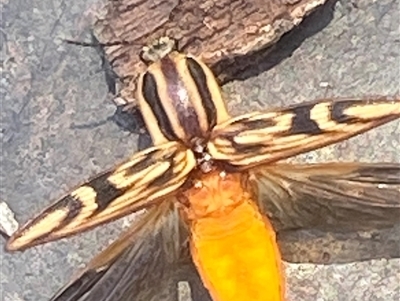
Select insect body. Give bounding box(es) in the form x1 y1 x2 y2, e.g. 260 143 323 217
5 38 400 301
139 40 285 300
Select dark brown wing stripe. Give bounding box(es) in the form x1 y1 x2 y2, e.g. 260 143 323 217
89 172 128 212
52 195 83 226
330 100 362 123
288 103 323 135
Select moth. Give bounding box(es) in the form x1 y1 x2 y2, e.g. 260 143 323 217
5 37 400 301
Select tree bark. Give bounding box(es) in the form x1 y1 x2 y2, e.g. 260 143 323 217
93 0 328 105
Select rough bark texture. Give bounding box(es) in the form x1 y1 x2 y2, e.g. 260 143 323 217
93 0 327 105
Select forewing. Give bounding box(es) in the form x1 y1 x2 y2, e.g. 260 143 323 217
7 142 196 251
208 97 400 169
250 162 400 232
50 200 189 301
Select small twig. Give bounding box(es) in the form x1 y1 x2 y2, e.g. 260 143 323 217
63 38 134 48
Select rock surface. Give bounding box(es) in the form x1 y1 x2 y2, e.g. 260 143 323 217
1 0 399 300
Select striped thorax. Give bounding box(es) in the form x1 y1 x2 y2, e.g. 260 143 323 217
137 41 230 150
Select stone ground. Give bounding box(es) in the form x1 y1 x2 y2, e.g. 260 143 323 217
1 0 399 300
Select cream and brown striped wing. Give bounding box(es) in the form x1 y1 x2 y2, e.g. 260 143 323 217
208 97 400 169
250 162 400 232
7 142 196 251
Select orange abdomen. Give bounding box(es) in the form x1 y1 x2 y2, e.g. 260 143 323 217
189 197 285 301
